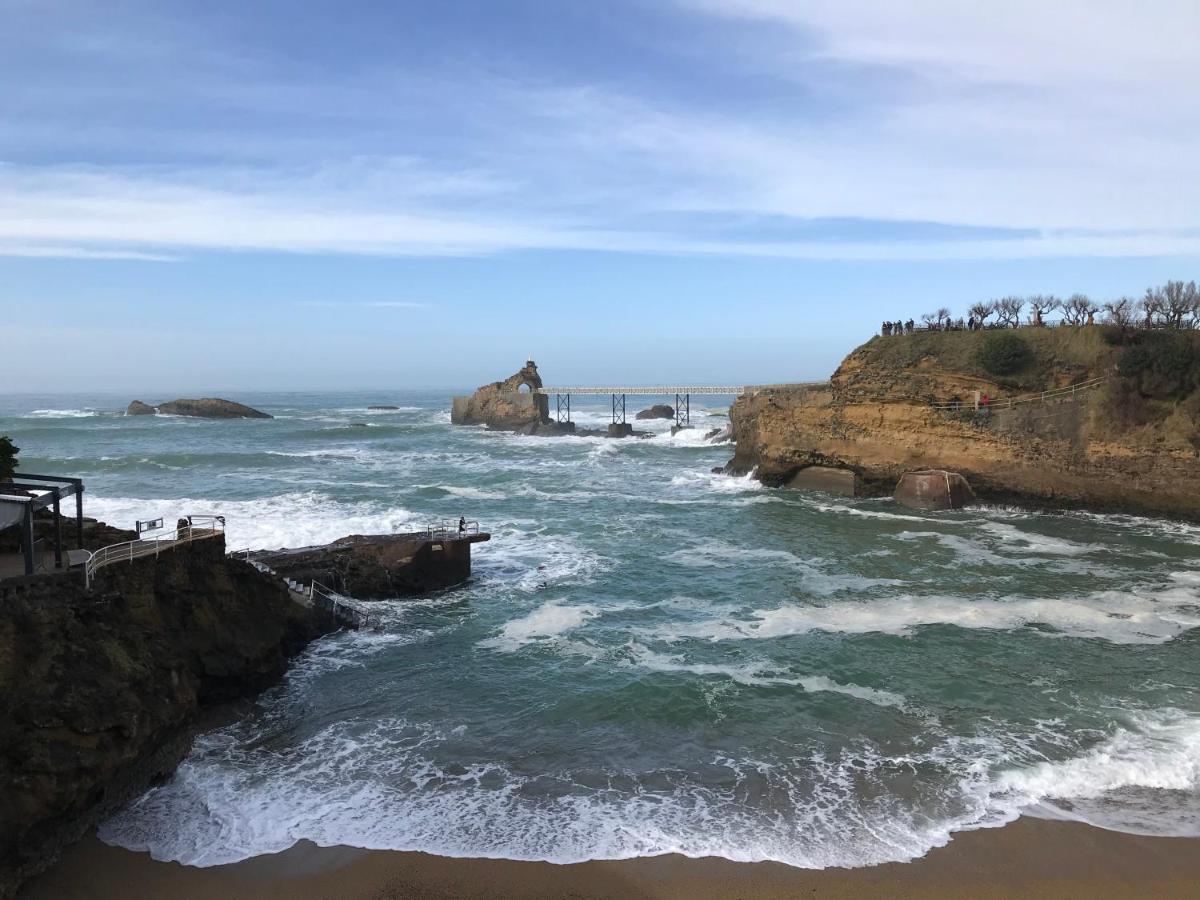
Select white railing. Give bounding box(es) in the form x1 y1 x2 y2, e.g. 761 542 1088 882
421 519 481 539
537 383 827 396
85 515 225 587
929 376 1109 412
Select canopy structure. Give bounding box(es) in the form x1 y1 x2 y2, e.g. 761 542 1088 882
0 473 85 577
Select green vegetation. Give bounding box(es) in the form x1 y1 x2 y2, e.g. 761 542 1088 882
0 436 18 482
1114 331 1200 400
975 333 1032 376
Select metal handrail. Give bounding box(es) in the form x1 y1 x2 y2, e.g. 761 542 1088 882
310 580 372 629
84 515 225 587
929 376 1109 411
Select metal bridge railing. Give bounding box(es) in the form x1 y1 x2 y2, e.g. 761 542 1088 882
85 515 225 587
227 549 372 630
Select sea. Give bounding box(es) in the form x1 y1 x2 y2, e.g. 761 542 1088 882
3 390 1199 869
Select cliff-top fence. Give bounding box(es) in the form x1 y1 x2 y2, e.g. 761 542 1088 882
84 515 225 587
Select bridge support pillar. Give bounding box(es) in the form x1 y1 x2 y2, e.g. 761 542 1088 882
612 393 626 424
555 393 571 424
607 423 633 438
674 393 691 429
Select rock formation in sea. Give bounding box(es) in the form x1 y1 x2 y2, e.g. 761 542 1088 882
636 404 675 420
726 327 1200 519
451 361 548 430
0 521 333 894
125 398 272 419
253 530 491 599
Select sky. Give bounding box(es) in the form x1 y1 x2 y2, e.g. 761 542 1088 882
3 0 1199 392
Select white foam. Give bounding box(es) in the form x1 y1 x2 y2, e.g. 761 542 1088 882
23 408 101 418
663 541 899 596
83 492 420 551
479 601 600 652
626 644 908 710
648 585 1200 645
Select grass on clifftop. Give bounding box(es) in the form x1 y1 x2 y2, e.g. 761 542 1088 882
854 326 1116 391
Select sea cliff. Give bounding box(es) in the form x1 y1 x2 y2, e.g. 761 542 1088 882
0 530 332 896
728 327 1200 519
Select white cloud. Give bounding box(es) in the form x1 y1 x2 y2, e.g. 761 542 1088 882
1 2 1198 262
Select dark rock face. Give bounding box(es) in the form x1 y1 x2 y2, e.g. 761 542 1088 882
451 361 549 430
0 534 331 895
704 425 733 443
635 404 675 420
255 532 490 599
894 470 976 510
125 398 272 419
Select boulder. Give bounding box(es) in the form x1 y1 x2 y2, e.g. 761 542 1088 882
636 404 675 420
785 465 858 496
451 360 549 430
894 469 975 510
704 425 733 443
125 398 272 419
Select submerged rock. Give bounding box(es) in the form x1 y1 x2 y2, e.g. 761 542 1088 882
894 469 975 510
368 405 400 410
636 404 675 420
125 398 272 419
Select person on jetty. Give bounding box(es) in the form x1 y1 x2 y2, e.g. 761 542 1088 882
458 516 467 533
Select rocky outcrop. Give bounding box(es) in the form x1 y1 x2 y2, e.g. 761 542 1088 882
894 470 976 510
254 531 491 599
452 361 548 430
125 398 272 419
727 329 1200 519
0 531 331 895
636 404 675 420
368 405 399 410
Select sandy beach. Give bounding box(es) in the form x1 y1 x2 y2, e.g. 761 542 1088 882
22 817 1200 899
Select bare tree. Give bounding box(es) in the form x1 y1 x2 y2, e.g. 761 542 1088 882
1139 287 1166 327
1159 280 1198 329
968 300 994 327
1026 294 1060 325
935 306 952 328
921 311 940 329
1103 296 1136 328
994 296 1024 328
1061 293 1097 326
1186 281 1200 329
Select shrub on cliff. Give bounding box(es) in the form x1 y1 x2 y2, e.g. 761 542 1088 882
1117 332 1200 399
975 333 1032 376
0 435 18 482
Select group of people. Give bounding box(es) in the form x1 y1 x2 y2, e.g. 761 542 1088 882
881 316 1001 336
881 319 916 336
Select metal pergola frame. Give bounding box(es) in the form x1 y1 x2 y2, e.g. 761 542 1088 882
0 473 85 576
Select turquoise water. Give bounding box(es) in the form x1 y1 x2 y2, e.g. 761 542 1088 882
3 392 1199 868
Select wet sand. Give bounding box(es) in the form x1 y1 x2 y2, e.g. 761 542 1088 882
21 817 1200 899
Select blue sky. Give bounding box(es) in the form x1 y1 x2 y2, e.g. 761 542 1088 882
3 0 1199 392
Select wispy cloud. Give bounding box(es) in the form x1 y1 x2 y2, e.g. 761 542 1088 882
1 2 1198 262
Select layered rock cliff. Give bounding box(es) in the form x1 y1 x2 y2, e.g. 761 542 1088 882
728 327 1200 519
452 361 549 430
0 532 331 895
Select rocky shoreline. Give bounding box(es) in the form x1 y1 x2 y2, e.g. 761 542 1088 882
0 523 334 896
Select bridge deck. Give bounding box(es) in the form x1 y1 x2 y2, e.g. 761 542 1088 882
537 382 826 396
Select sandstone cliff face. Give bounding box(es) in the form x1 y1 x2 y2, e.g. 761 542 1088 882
0 535 331 895
451 361 549 430
126 398 272 419
728 329 1200 519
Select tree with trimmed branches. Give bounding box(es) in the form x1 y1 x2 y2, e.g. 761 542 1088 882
994 296 1024 328
1062 293 1098 326
1026 294 1060 326
968 300 995 327
1103 296 1137 328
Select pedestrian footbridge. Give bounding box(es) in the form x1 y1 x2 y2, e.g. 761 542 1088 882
535 382 826 427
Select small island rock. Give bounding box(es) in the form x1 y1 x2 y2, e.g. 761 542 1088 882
636 404 675 420
125 398 272 419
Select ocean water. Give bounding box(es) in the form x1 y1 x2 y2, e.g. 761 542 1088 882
3 391 1200 869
